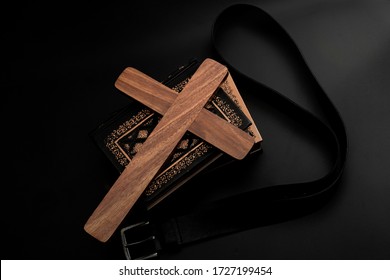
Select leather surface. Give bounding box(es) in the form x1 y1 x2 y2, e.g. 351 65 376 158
3 0 390 259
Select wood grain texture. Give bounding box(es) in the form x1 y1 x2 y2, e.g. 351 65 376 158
115 67 255 160
84 58 228 242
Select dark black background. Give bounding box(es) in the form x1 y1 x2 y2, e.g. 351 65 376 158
3 0 390 260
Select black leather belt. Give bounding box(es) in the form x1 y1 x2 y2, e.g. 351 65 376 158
121 3 348 260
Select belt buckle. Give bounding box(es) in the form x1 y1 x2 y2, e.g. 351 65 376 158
121 221 159 260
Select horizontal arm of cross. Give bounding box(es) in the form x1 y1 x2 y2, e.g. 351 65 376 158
115 66 255 160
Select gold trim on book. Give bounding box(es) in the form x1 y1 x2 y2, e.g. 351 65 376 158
171 77 190 92
220 80 240 107
114 113 155 162
145 142 213 196
105 109 152 167
212 95 243 128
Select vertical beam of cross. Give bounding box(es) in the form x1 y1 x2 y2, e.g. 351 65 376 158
84 58 254 242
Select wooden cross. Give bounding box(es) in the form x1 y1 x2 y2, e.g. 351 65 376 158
84 58 255 242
